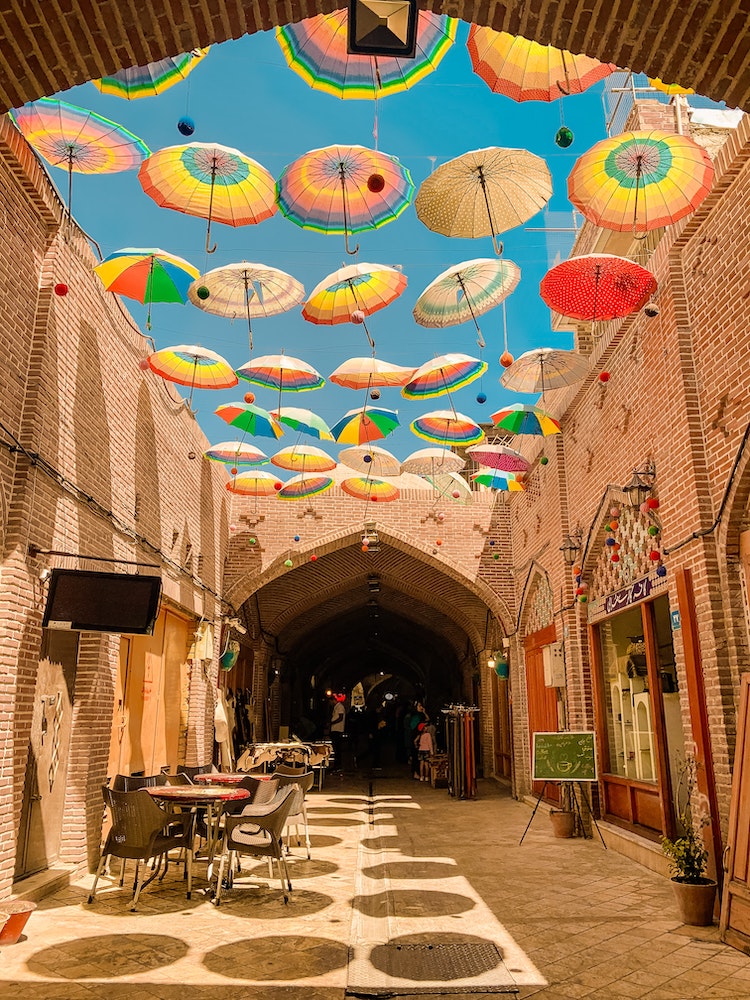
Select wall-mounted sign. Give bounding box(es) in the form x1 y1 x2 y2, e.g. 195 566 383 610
603 576 652 616
670 609 681 631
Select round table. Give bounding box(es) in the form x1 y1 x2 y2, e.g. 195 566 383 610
147 785 250 861
194 773 248 785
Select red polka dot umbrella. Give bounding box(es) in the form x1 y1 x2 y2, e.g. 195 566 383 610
540 254 657 322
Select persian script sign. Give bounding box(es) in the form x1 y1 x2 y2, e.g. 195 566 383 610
603 576 652 615
532 732 598 782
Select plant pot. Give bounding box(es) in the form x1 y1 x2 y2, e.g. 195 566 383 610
549 809 575 838
0 899 36 944
670 877 717 926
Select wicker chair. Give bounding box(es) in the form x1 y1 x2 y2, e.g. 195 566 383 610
280 770 315 859
111 773 168 791
88 786 194 910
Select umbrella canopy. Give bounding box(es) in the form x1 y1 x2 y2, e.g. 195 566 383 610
414 147 552 255
467 27 616 102
410 410 485 445
500 348 589 394
303 262 407 325
491 402 561 436
93 49 210 99
215 401 284 439
402 353 487 400
277 473 334 499
270 407 334 441
413 258 520 333
236 354 325 392
568 130 714 236
427 470 473 501
466 443 530 473
472 470 527 491
271 445 337 472
341 476 400 502
401 447 465 476
204 442 269 465
138 142 277 252
94 248 199 329
330 356 416 389
226 470 282 496
146 344 237 405
540 253 658 322
331 406 400 444
649 77 695 96
277 144 414 254
339 445 401 477
276 10 457 99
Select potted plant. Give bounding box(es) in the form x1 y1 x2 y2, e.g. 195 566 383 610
661 754 717 926
549 784 576 838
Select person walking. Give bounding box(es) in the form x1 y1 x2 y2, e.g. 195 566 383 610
330 694 346 772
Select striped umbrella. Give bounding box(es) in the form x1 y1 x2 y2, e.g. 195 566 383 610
226 470 283 496
270 407 334 441
93 49 210 99
236 355 325 394
331 406 400 444
490 403 561 437
341 476 400 502
410 410 485 446
402 354 486 400
204 442 269 466
146 344 237 407
277 473 334 499
215 402 284 439
94 248 199 329
271 445 337 472
471 470 527 491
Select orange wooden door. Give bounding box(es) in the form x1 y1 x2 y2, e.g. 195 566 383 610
525 643 560 800
720 673 750 953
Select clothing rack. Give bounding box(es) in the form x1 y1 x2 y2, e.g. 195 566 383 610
442 705 478 799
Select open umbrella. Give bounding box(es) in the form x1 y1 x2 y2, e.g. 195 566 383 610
330 356 415 389
568 130 714 237
237 356 325 418
401 447 465 476
204 442 269 466
467 27 616 102
491 402 561 436
226 470 283 496
500 348 589 395
466 443 529 474
93 49 210 99
188 262 305 350
341 476 400 502
427 471 474 502
540 253 658 322
277 144 414 255
270 407 334 441
402 354 486 400
331 406 400 444
271 445 337 472
410 410 484 446
138 142 277 252
276 10 456 99
339 445 401 477
94 248 199 329
472 470 526 491
215 402 284 439
277 473 334 500
146 344 237 407
303 262 408 349
649 77 695 96
415 147 552 255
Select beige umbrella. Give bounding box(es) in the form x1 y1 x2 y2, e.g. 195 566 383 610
329 356 416 389
415 147 552 255
401 447 465 476
500 347 589 395
270 445 337 472
339 445 401 477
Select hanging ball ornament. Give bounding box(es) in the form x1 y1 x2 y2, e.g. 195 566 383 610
294 534 300 542
493 553 500 560
229 523 237 533
609 520 619 531
351 309 366 324
370 388 381 400
573 564 581 576
436 539 442 546
610 506 620 518
274 481 283 491
611 554 620 563
367 173 385 193
656 565 667 577
437 512 446 522
248 537 257 546
54 282 69 297
284 558 293 568
647 497 660 510
363 454 372 463
371 496 378 502
599 371 610 383
230 467 238 476
540 455 549 465
196 285 210 300
452 490 461 498
138 358 151 371
476 392 487 404
177 116 195 137
579 594 589 603
640 501 650 515
310 554 318 562
649 550 662 561
579 581 589 592
648 525 660 536
555 125 574 148
500 350 515 368
606 537 616 547
361 545 369 552
244 391 255 404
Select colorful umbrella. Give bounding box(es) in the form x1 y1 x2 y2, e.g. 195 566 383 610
93 248 199 329
271 445 337 472
226 470 283 496
93 49 210 99
415 147 552 255
466 443 529 473
146 344 237 407
649 77 695 96
341 476 400 502
215 402 284 439
330 356 416 389
331 406 400 445
402 354 487 400
270 407 334 441
277 144 414 254
467 27 616 102
303 262 407 324
236 355 325 396
568 130 714 237
276 10 456 99
413 258 520 346
500 348 589 395
188 262 305 350
491 403 561 436
540 253 658 322
471 470 526 492
410 411 485 446
138 142 277 252
11 98 149 215
277 473 334 500
401 447 465 476
339 445 401 477
204 442 269 465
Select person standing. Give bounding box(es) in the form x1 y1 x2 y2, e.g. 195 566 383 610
330 694 346 772
416 722 434 781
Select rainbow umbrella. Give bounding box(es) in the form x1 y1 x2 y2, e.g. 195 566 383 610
270 407 334 441
471 470 526 492
339 445 401 477
237 355 325 397
94 248 199 329
226 470 283 496
204 442 269 466
303 263 407 325
491 403 561 437
330 356 416 389
271 445 337 472
215 402 284 439
341 476 400 502
146 345 237 407
540 254 657 322
410 411 485 446
401 447 465 476
277 473 334 500
139 142 277 253
276 11 456 99
500 348 589 395
568 130 714 237
467 443 529 474
93 49 210 99
649 77 695 96
277 144 414 255
331 406 400 445
402 354 487 400
467 27 616 102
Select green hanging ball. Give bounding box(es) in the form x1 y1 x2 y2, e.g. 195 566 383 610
196 285 210 300
493 553 500 560
540 455 549 465
249 537 257 545
648 525 659 536
284 558 293 568
555 126 574 148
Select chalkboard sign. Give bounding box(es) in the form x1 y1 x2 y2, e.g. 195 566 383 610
532 732 598 782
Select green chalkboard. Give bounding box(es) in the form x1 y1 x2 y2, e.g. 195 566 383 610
532 732 598 782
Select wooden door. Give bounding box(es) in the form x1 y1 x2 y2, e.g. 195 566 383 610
720 673 750 953
525 625 560 802
492 672 512 779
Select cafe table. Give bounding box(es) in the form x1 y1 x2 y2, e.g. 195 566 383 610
147 784 250 861
194 772 272 784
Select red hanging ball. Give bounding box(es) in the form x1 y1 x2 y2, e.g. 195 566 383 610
230 467 238 476
500 350 514 368
244 392 255 404
138 358 151 371
54 282 69 297
599 371 610 383
310 554 318 562
371 496 378 502
647 497 660 509
649 550 661 561
274 481 283 491
611 554 620 563
351 309 366 324
367 173 385 193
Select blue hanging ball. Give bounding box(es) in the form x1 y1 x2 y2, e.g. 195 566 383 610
178 117 195 137
489 540 495 546
293 535 300 542
363 454 372 463
656 565 667 577
476 392 487 404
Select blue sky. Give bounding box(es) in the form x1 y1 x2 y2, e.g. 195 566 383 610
54 21 614 462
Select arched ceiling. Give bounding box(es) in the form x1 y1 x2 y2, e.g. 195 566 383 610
1 1 749 112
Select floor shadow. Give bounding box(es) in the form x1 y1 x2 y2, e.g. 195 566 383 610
359 835 402 851
307 806 364 814
25 932 188 979
361 861 460 881
308 817 365 826
243 858 338 879
308 834 342 849
352 889 476 918
368 931 502 981
214 887 334 917
203 934 348 980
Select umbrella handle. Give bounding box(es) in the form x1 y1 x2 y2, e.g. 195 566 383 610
345 230 360 256
206 166 218 253
491 233 504 257
205 223 218 255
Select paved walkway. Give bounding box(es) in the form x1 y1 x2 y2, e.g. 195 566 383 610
2 776 750 999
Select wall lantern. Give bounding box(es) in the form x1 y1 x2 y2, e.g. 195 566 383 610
348 0 418 57
622 462 656 508
560 529 583 566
